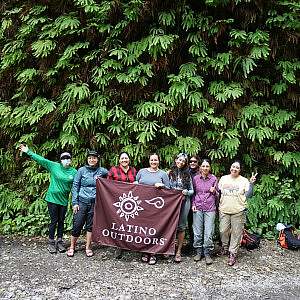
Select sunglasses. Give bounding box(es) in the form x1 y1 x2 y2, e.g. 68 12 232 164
189 160 198 163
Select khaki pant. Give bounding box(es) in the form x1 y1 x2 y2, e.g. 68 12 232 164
219 211 245 254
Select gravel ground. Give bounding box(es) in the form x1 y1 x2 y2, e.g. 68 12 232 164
0 236 299 300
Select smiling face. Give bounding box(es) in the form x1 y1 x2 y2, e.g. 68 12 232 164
189 156 199 170
119 153 130 168
230 162 241 177
200 161 210 176
149 154 159 170
175 156 187 169
87 155 99 167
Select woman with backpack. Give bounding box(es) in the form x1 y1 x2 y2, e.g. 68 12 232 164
67 150 108 257
218 160 256 266
19 144 77 254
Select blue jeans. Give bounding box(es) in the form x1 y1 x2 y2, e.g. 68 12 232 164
193 210 216 256
71 202 95 237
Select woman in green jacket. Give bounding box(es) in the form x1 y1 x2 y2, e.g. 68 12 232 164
20 144 77 254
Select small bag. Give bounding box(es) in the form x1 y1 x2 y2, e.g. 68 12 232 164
241 229 261 250
278 226 300 250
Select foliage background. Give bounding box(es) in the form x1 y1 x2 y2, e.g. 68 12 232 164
0 0 299 237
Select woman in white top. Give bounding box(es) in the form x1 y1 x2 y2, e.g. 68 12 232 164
218 160 256 266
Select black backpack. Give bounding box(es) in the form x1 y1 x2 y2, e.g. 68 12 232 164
278 226 300 250
241 229 261 250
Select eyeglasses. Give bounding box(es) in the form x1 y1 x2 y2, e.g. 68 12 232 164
189 160 198 163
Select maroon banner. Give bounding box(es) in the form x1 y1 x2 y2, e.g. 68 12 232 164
92 178 184 255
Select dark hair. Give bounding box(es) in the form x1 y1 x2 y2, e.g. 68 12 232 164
231 159 242 170
149 153 160 161
169 155 191 189
200 158 211 165
119 152 130 160
190 154 200 162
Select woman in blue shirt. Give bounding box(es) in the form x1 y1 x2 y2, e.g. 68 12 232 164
67 150 108 257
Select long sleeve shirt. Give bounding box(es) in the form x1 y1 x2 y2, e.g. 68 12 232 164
71 165 108 205
192 173 218 212
27 149 77 206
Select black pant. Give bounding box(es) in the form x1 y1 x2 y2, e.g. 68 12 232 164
187 207 194 245
47 202 67 240
72 202 95 237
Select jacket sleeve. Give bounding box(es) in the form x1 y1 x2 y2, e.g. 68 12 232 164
101 167 108 178
71 168 83 206
27 149 56 171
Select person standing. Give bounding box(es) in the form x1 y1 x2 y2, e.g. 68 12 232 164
136 153 170 265
108 152 137 259
169 153 194 263
67 150 108 257
218 160 257 266
186 155 200 252
192 159 218 265
19 144 77 253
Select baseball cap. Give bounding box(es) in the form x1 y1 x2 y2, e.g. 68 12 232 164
87 150 99 157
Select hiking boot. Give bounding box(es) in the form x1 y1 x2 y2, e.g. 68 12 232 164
115 249 123 259
56 240 66 253
205 255 213 265
228 252 237 266
193 254 202 262
47 240 57 254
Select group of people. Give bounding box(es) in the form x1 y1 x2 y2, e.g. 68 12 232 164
19 144 257 267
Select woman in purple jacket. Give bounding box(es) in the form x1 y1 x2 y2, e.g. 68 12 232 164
192 159 218 265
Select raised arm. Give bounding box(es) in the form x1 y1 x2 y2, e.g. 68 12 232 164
20 144 56 171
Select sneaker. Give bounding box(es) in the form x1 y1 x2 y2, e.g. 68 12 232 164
56 240 66 253
205 255 213 265
47 240 57 254
228 252 237 266
193 254 202 262
115 249 123 259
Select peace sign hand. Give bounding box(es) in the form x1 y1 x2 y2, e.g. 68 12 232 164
250 172 258 184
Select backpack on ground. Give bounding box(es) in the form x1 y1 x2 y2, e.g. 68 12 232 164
241 229 261 250
278 226 300 250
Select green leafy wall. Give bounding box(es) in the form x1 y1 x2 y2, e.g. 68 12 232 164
0 0 299 236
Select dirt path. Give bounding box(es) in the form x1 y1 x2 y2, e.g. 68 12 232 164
0 237 299 300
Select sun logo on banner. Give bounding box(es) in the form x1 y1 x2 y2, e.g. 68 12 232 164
113 191 144 221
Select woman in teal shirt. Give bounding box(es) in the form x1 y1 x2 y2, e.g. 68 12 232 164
20 144 77 254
